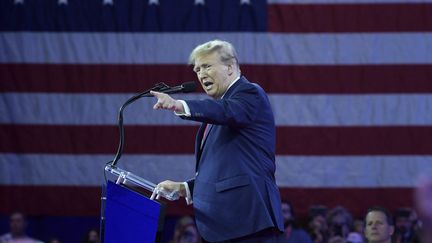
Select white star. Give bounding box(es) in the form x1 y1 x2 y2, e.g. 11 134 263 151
58 0 67 5
195 0 204 5
148 0 159 5
240 0 250 5
14 0 24 4
103 0 113 5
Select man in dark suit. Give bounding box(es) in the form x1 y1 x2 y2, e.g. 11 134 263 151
150 40 284 242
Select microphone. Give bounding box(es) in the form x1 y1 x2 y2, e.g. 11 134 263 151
110 81 196 167
156 81 196 94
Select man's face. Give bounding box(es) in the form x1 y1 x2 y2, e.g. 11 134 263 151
193 52 234 99
364 211 394 243
10 213 26 236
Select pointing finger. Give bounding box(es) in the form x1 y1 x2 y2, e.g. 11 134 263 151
150 90 160 96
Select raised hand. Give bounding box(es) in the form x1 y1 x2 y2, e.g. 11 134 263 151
150 90 184 113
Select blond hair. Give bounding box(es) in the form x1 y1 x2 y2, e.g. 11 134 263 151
189 39 240 71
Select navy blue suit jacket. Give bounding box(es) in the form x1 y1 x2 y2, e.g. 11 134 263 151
182 77 284 241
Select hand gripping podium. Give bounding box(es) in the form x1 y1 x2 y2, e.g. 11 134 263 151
102 165 175 243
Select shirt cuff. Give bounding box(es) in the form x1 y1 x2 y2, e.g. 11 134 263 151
183 182 193 205
174 100 191 117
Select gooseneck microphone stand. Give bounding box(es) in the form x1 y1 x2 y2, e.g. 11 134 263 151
111 82 170 167
100 82 177 243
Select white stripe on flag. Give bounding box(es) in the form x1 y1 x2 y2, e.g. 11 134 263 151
1 32 432 64
0 154 196 186
276 156 432 187
2 93 432 126
1 153 431 187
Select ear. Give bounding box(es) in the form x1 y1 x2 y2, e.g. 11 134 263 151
226 63 234 76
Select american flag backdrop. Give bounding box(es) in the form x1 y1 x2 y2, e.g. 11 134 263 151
1 0 432 220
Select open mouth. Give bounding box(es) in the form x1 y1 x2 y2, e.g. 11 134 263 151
203 81 214 90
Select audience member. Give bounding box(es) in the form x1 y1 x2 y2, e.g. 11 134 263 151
408 210 420 233
351 219 365 242
307 205 328 243
352 219 364 235
392 207 420 243
281 200 312 243
169 216 201 243
81 228 99 243
415 176 432 243
327 206 353 240
364 206 394 243
0 212 42 243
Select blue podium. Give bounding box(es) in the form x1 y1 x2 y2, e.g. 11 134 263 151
101 166 177 243
104 180 161 243
101 83 187 242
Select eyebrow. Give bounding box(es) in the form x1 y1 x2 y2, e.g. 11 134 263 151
193 63 212 72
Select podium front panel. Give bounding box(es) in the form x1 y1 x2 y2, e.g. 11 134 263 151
104 180 161 243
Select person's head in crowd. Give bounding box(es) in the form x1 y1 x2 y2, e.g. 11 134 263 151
281 200 313 242
178 224 200 243
189 39 241 100
394 207 414 235
364 206 394 243
415 176 432 243
346 232 364 243
81 228 99 243
0 212 42 242
352 218 364 234
171 216 201 243
9 212 28 237
308 205 328 242
393 207 421 243
408 209 421 232
327 206 352 239
281 200 294 226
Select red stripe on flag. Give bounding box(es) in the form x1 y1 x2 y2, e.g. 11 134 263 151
1 125 432 155
2 64 432 94
0 64 196 93
268 3 432 33
0 185 413 218
0 125 197 154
